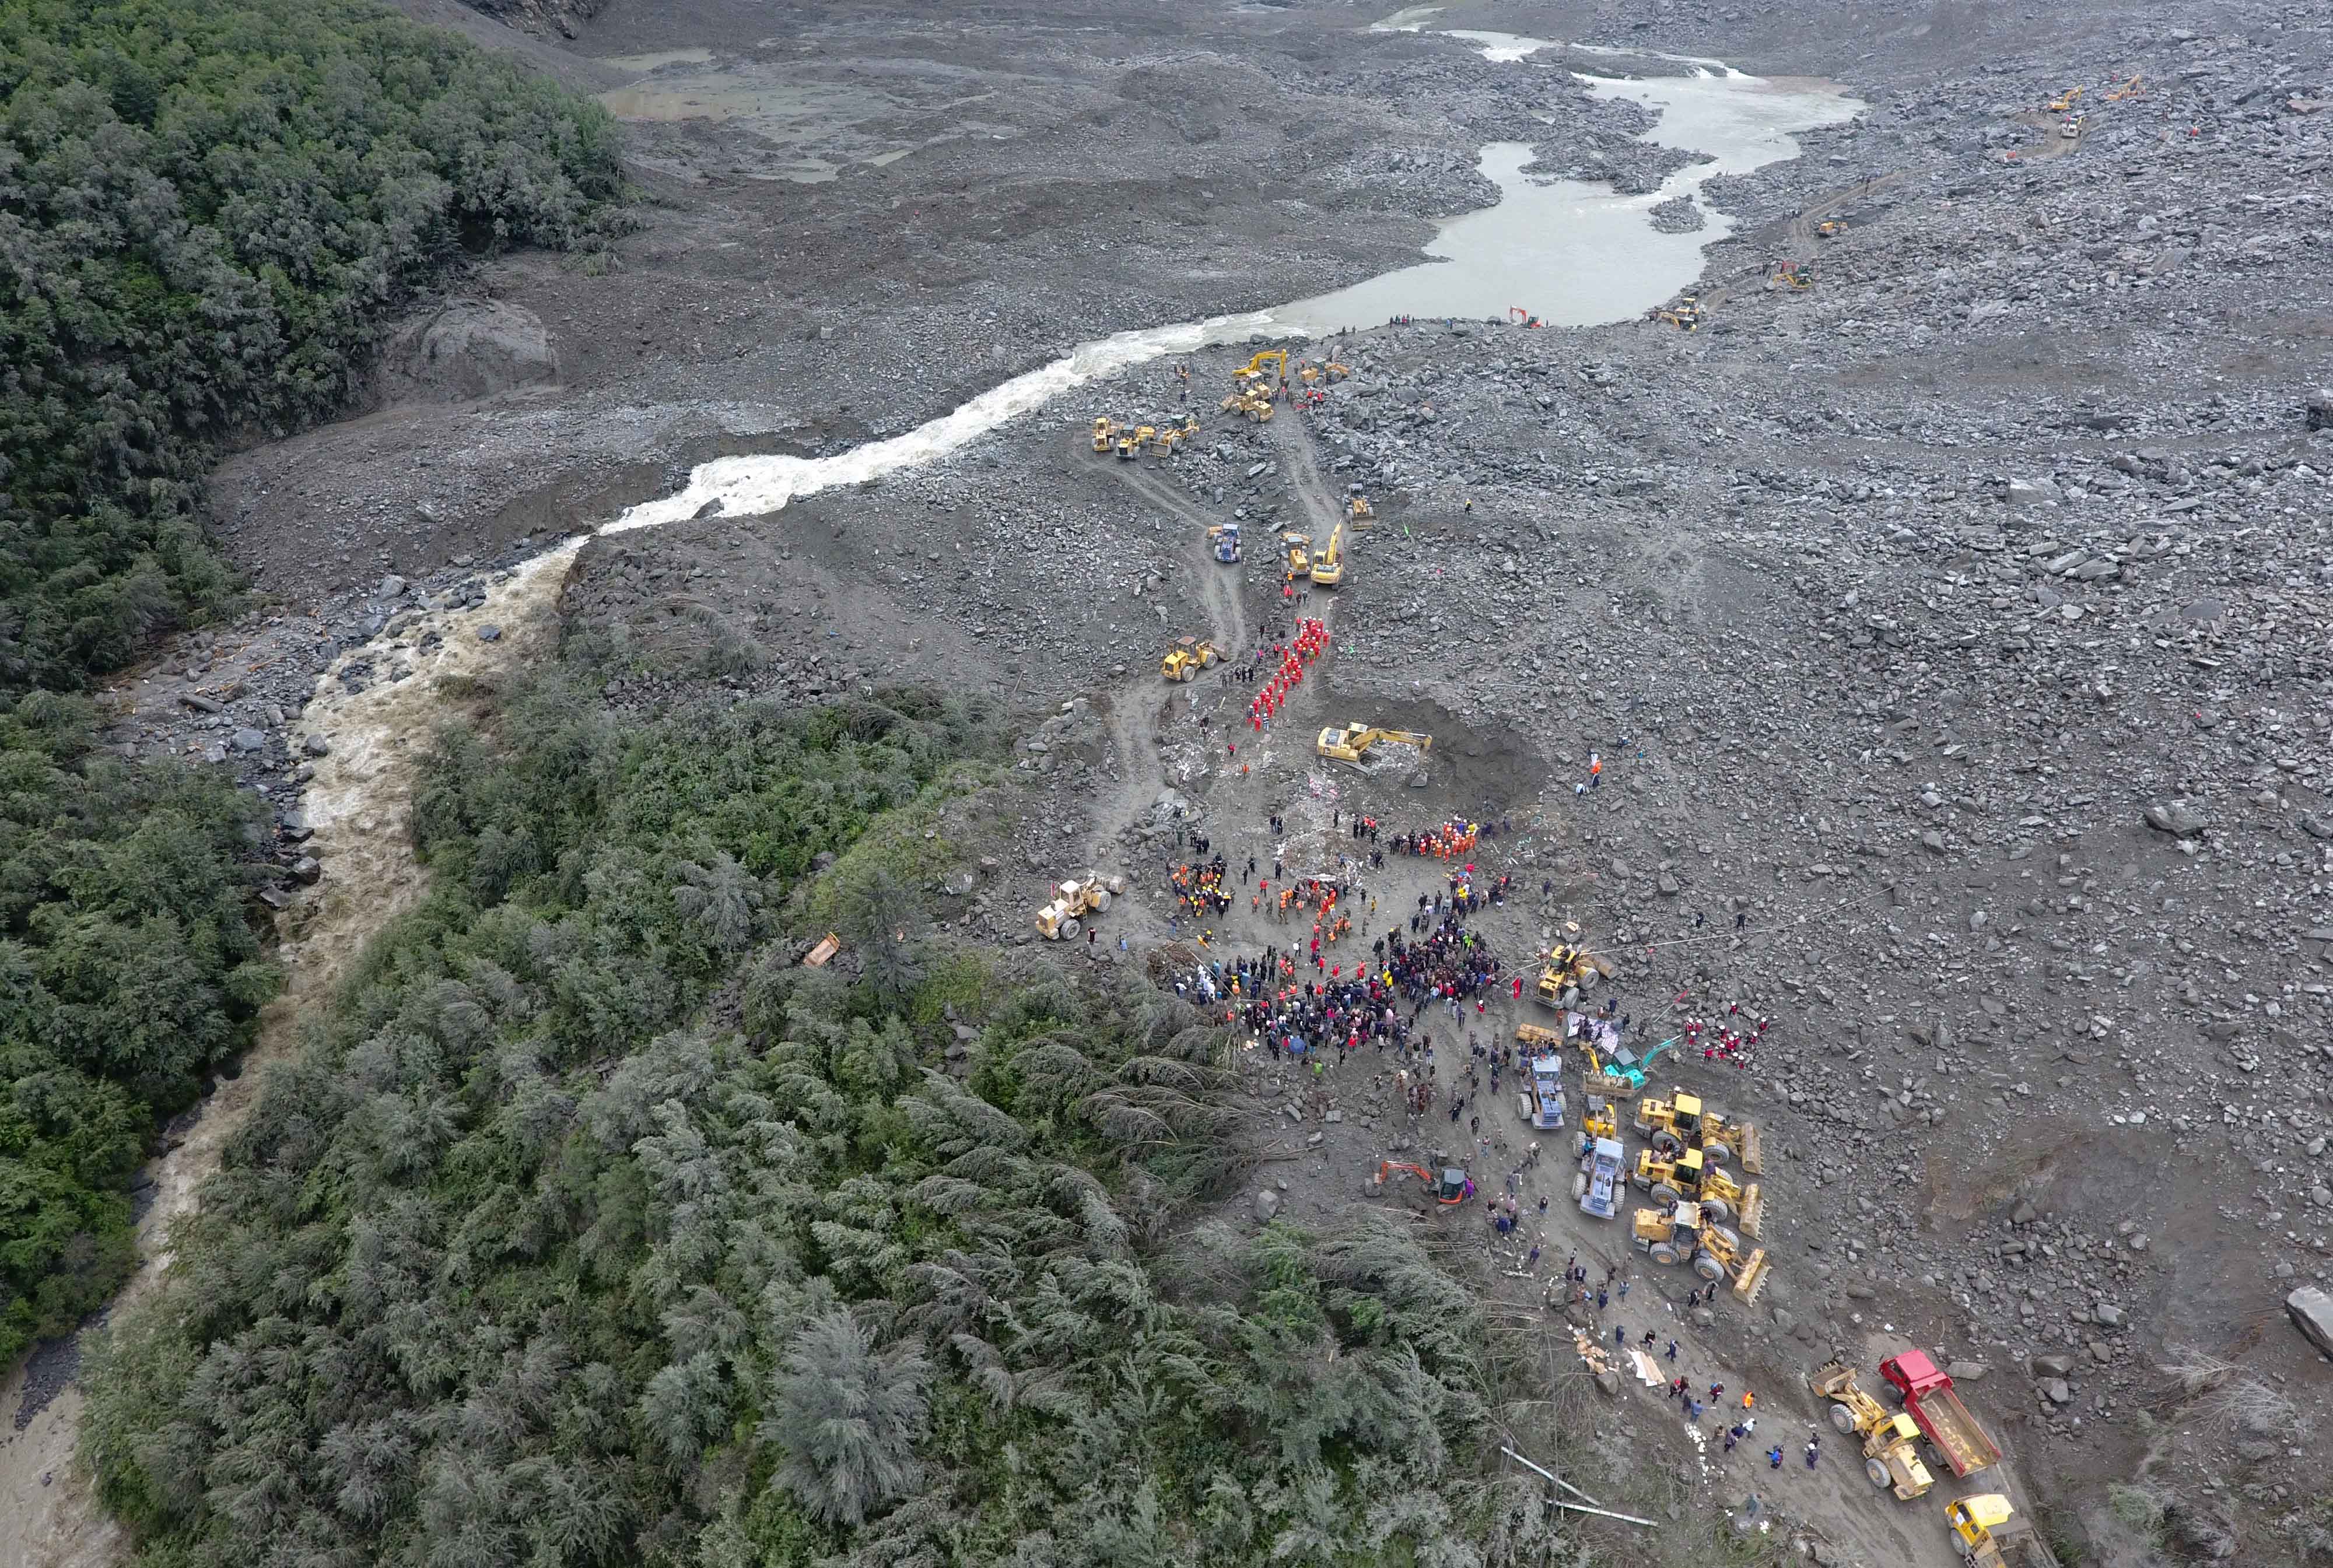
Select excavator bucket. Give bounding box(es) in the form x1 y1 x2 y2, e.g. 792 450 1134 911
1731 1247 1771 1305
1584 1069 1642 1100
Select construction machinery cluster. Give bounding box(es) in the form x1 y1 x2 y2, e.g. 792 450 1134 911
1521 931 2050 1560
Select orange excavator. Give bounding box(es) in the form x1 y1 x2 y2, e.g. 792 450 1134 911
1373 1161 1472 1205
1508 306 1542 327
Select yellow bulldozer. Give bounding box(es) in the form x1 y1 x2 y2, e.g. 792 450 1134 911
1812 1363 1935 1500
1220 387 1274 423
1347 494 1374 521
1309 521 1345 587
1947 1496 2050 1568
1634 1089 1763 1173
1699 1107 1763 1173
1280 531 1311 581
1630 1145 1764 1236
1630 1200 1770 1301
1315 723 1432 767
1034 872 1127 940
1816 219 1848 238
1091 415 1119 453
1161 637 1220 682
1535 941 1600 1006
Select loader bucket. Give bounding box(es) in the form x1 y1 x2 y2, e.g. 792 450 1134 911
1732 1248 1771 1305
1739 1185 1764 1239
1739 1121 1764 1174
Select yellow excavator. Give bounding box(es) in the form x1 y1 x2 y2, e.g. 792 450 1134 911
2104 72 2145 100
1770 258 1812 290
2046 85 2084 111
1309 520 1344 587
1815 219 1848 238
1315 723 1432 766
1235 348 1289 387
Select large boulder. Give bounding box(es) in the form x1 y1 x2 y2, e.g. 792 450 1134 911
2143 801 2208 839
2288 1285 2333 1356
380 298 558 404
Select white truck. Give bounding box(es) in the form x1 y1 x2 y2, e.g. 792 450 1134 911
1578 1136 1625 1219
1526 1053 1566 1130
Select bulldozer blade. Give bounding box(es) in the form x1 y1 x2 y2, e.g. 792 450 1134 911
1732 1248 1771 1305
1739 1121 1763 1174
1739 1185 1764 1239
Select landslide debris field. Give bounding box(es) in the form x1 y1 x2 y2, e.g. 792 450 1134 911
14 0 2333 1564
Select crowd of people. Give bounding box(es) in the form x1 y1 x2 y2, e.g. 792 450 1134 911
1684 1007 1771 1069
1161 901 1511 1074
1243 618 1328 732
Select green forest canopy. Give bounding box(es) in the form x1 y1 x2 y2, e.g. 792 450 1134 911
0 0 625 686
80 678 1542 1568
0 0 622 1369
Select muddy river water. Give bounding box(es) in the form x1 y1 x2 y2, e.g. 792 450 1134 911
605 27 1859 525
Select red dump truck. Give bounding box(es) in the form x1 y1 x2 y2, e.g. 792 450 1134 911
1880 1350 2000 1479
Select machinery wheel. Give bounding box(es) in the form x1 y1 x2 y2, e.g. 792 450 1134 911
1865 1459 1892 1492
1649 1242 1682 1265
1059 917 1080 941
1650 1182 1682 1206
1708 1224 1742 1253
1703 1140 1732 1167
1571 1172 1588 1199
1829 1402 1858 1434
1652 1129 1684 1156
1701 1197 1734 1224
1088 889 1111 911
1691 1251 1726 1281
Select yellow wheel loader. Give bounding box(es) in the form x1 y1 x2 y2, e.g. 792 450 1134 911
1810 1363 1935 1501
1161 637 1220 682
